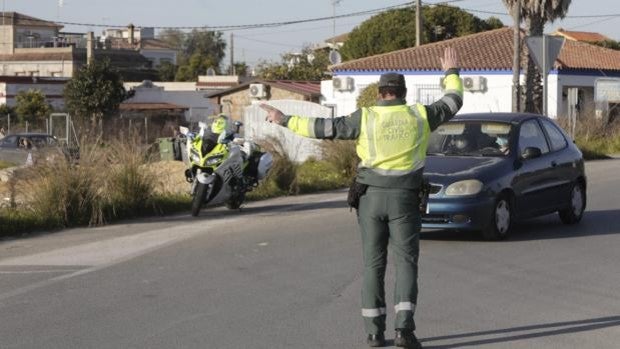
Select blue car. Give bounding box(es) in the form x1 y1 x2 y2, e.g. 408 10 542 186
422 113 587 240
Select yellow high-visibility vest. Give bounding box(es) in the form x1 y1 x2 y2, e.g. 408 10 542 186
357 103 430 176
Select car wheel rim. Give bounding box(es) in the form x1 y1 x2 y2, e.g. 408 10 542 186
495 200 510 234
572 185 584 216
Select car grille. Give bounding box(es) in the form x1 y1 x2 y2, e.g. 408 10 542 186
422 214 451 224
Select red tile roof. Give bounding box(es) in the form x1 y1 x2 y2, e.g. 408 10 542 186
266 80 321 96
207 80 321 98
331 27 620 73
553 29 610 42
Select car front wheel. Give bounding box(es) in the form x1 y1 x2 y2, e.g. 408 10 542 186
481 194 512 240
559 181 586 224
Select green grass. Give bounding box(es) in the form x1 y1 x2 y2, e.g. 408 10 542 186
576 136 620 160
0 160 15 170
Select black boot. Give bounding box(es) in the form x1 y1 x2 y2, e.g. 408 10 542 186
366 333 385 347
394 329 422 349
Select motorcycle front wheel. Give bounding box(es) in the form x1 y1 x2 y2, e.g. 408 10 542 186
191 182 209 217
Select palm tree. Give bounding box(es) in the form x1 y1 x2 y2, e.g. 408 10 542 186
503 0 572 113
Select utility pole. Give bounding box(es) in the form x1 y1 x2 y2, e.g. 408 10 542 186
511 0 521 112
230 33 235 75
415 0 422 47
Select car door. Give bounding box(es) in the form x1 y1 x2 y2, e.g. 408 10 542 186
539 118 574 209
512 119 556 217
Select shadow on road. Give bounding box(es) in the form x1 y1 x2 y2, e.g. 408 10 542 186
420 315 620 348
422 209 620 242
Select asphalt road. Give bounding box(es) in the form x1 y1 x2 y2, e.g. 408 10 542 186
1 159 619 349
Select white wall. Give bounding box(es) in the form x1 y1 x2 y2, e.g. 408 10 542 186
322 72 518 117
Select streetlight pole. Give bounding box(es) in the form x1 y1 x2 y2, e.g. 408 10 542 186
511 0 521 112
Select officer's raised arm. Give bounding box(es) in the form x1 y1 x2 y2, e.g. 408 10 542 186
425 47 464 131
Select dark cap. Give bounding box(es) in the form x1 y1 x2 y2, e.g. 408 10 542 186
378 72 406 88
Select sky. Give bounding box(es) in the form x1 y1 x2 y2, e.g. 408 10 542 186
3 0 620 68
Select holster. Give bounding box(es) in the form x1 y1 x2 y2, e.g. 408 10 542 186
347 180 368 211
418 178 431 214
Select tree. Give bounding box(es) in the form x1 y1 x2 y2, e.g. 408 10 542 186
593 39 620 51
231 62 249 76
64 59 127 131
341 5 504 60
503 0 572 113
157 61 177 81
161 29 227 81
175 52 220 81
14 89 52 126
0 103 15 118
356 83 379 108
256 47 330 81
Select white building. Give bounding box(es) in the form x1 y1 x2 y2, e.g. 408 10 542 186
323 27 620 120
102 26 177 67
124 81 217 122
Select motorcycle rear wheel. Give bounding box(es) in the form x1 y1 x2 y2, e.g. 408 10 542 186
191 182 209 217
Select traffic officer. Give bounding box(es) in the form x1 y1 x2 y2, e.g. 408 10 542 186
260 47 463 349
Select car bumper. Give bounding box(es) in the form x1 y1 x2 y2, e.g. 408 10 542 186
422 195 495 230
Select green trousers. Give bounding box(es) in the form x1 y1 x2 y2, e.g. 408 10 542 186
357 186 421 335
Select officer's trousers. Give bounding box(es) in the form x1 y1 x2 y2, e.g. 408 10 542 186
357 186 421 335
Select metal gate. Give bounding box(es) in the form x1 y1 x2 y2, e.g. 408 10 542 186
244 100 333 163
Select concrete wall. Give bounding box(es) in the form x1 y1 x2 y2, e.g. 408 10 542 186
1 47 75 77
0 25 15 54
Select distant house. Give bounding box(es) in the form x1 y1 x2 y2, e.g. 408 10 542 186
324 27 620 119
207 80 323 121
552 28 611 43
123 80 218 123
102 26 178 67
0 12 156 80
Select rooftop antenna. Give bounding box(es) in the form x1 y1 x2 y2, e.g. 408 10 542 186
330 0 342 65
57 0 64 20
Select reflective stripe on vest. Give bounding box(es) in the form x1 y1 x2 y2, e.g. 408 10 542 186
357 103 430 176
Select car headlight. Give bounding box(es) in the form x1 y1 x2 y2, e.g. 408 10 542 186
445 179 483 196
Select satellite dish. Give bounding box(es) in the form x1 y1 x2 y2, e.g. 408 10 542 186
329 50 342 65
206 67 216 76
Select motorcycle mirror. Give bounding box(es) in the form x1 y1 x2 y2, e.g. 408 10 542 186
198 121 208 130
179 126 189 136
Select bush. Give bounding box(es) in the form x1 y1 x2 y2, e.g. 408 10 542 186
292 158 349 194
259 136 297 193
320 140 358 181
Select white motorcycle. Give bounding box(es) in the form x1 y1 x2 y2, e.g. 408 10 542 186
179 121 273 217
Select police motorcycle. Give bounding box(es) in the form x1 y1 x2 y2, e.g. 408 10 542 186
179 115 273 217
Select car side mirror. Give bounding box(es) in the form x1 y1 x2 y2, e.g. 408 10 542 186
521 147 542 160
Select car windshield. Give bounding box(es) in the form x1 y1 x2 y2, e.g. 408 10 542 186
427 121 513 157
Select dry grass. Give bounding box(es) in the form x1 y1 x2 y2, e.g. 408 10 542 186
320 140 358 181
556 115 620 158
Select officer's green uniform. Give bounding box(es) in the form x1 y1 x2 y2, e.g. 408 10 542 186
278 69 463 335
